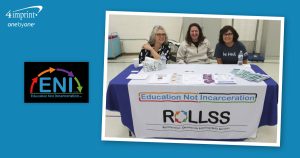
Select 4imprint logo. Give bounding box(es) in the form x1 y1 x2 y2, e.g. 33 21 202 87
6 5 43 28
24 62 89 103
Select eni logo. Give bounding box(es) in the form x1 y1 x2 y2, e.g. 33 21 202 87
30 67 83 94
25 62 89 103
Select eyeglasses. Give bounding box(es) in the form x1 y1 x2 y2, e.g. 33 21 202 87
156 33 166 37
223 33 233 36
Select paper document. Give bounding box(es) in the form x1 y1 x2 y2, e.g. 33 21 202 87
214 74 236 84
148 74 172 84
126 73 149 80
182 74 203 84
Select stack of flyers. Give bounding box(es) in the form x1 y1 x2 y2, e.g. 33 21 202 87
148 73 172 84
126 73 149 80
183 74 204 84
231 69 270 82
213 74 236 84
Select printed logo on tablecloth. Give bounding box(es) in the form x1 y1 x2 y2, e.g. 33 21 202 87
128 65 267 139
24 62 89 103
143 109 235 135
163 110 230 124
138 92 258 135
139 92 257 103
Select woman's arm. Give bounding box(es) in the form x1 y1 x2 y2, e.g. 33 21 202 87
176 42 186 64
206 39 214 59
214 43 223 64
216 58 223 64
143 43 160 60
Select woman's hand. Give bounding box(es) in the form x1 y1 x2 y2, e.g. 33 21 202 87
143 43 154 51
143 43 161 60
216 58 223 64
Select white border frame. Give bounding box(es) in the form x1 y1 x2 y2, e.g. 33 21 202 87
102 11 284 147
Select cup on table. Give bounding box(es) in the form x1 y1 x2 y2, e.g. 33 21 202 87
133 58 139 68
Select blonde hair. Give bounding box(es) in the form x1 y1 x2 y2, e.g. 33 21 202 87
148 25 168 45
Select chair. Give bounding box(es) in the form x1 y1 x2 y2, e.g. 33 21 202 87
168 40 180 63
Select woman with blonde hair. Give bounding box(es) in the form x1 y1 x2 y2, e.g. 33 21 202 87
138 25 171 64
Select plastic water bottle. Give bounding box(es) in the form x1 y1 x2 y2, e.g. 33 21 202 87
238 50 243 65
160 53 167 69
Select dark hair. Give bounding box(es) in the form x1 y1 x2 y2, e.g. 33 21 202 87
219 25 239 44
185 23 205 45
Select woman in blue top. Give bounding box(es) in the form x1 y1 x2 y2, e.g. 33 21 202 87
138 25 170 64
214 25 248 64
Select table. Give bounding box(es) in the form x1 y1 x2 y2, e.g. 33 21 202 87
106 64 278 139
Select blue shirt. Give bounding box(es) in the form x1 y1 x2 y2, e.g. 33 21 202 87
214 41 248 64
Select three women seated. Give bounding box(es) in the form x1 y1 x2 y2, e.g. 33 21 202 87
138 24 248 64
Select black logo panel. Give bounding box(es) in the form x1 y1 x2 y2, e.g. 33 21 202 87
24 62 89 103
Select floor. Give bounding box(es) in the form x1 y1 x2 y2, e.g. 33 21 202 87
104 54 280 144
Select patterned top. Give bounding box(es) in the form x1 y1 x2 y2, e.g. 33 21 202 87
138 43 171 64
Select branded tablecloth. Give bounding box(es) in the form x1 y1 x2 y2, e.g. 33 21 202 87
106 64 278 139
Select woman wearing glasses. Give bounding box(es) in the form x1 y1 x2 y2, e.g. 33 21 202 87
214 25 248 64
138 25 170 64
176 23 214 64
